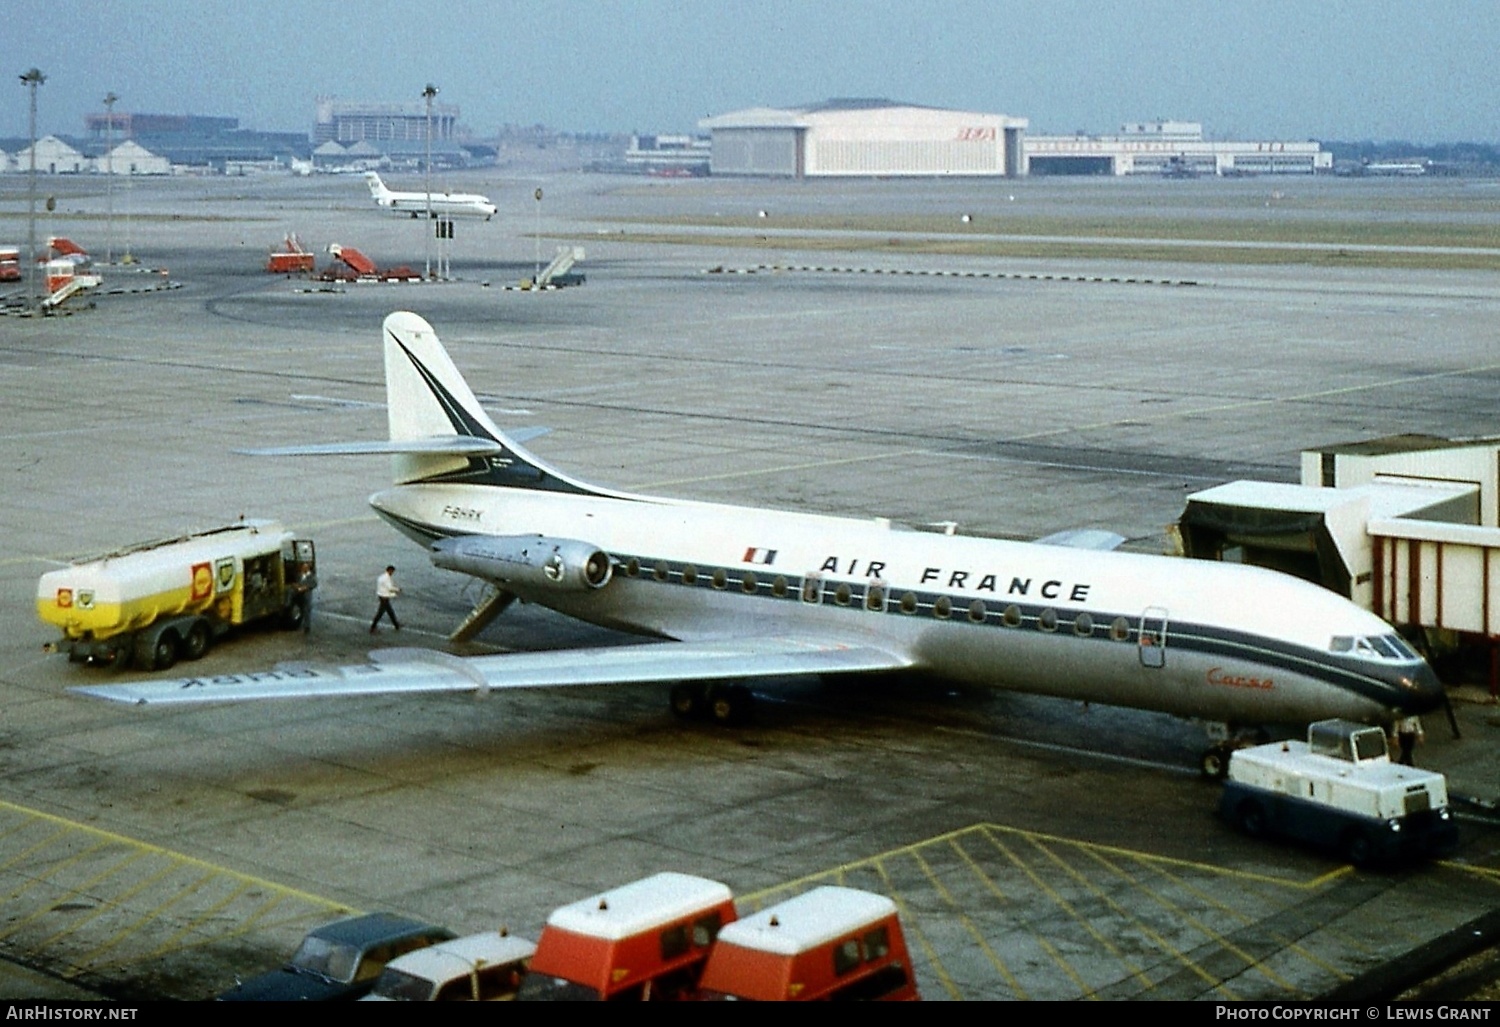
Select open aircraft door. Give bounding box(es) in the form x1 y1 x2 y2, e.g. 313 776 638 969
1139 607 1168 668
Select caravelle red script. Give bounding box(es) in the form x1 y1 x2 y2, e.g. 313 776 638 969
1206 667 1274 690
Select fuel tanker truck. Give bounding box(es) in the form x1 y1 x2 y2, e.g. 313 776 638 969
38 520 316 670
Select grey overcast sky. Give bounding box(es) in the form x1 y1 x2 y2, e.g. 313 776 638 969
4 0 1497 143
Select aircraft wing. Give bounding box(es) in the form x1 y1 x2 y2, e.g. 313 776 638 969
1034 528 1127 551
68 637 914 707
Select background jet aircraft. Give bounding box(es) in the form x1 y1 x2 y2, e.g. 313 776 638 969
364 172 497 220
73 313 1444 775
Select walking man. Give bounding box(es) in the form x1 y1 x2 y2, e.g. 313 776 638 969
371 565 401 633
1394 714 1424 766
289 561 317 634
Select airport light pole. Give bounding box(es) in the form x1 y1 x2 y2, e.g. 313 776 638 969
423 83 437 279
20 68 45 310
103 91 117 265
533 187 542 286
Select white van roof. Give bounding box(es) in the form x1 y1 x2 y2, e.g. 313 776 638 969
546 872 733 941
715 887 897 956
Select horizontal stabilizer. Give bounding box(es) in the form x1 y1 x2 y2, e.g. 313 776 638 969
69 637 914 706
1034 528 1128 551
235 428 547 458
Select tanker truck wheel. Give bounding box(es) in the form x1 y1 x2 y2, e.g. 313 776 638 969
182 620 211 661
151 633 179 671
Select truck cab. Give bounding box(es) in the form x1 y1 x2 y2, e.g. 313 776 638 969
697 886 919 1001
517 872 735 1001
1220 718 1458 866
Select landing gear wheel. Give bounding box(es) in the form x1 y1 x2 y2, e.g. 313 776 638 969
670 683 703 720
708 685 755 727
1200 745 1231 780
182 620 211 661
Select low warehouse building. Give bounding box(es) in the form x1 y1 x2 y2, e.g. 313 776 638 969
1026 121 1331 176
700 99 1028 178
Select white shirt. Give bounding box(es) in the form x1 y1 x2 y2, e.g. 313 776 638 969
376 571 400 599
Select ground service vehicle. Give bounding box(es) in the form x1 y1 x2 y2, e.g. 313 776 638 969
1219 718 1459 866
361 931 535 1001
218 912 454 1001
0 246 20 282
38 520 315 670
697 886 919 1001
517 872 736 1001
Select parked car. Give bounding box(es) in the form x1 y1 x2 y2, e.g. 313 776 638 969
361 931 535 1001
218 912 455 1001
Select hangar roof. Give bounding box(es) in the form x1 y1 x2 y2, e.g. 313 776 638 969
700 99 1025 131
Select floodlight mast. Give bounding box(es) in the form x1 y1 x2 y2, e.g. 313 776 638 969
20 68 45 310
103 92 117 264
423 83 437 279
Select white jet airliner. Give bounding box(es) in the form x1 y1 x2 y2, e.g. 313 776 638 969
364 172 497 220
73 313 1444 774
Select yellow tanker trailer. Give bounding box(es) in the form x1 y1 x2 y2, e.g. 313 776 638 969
38 520 316 670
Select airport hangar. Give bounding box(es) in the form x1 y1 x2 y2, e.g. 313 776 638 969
699 99 1029 177
698 102 1328 178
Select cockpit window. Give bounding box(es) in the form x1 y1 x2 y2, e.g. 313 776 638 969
1330 634 1419 661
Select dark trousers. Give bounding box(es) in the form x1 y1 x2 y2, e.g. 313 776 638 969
1398 733 1417 766
371 597 400 630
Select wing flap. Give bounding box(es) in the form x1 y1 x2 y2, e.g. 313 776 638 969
69 637 913 707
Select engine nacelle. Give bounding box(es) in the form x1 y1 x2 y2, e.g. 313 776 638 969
429 534 612 593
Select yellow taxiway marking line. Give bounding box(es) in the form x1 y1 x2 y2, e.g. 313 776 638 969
0 797 351 973
914 846 1033 1000
0 798 343 908
1075 843 1300 998
869 857 961 1001
942 836 1030 999
746 821 1344 1001
977 828 1147 998
1132 852 1355 983
1440 861 1500 886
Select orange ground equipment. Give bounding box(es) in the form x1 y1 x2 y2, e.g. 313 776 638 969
697 886 920 1001
517 873 736 1001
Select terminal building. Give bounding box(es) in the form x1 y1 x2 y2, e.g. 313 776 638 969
699 99 1028 178
313 97 471 168
1025 121 1331 176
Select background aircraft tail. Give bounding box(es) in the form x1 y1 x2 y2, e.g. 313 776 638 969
365 172 390 200
382 311 601 495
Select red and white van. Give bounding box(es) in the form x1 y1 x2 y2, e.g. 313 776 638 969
517 872 736 1001
697 886 919 1001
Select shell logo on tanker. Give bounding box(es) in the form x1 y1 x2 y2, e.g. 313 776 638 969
55 588 72 608
191 563 213 601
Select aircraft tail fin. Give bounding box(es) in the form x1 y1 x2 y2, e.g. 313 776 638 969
365 172 390 200
382 312 601 495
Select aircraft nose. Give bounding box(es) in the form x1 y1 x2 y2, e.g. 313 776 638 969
1397 658 1446 715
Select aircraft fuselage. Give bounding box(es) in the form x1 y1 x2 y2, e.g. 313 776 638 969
371 481 1442 730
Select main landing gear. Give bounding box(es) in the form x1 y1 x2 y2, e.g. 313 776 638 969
670 682 756 727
